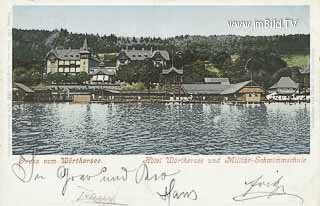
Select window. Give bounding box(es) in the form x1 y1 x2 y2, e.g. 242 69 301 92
70 60 75 64
64 68 70 73
76 67 80 72
138 55 142 57
58 68 64 73
97 75 104 81
65 61 70 65
76 61 80 65
70 67 75 73
132 55 136 57
59 61 64 65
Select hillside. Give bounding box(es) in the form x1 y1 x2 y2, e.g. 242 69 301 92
282 55 309 68
12 28 310 87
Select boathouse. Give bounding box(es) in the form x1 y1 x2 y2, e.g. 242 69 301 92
182 79 266 103
220 80 266 102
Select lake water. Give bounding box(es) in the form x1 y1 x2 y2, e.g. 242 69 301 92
12 102 310 155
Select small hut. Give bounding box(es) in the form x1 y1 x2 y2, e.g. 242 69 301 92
32 82 52 102
13 83 34 101
269 77 299 95
161 66 184 98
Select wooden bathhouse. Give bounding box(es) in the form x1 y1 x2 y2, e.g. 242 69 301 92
182 79 266 103
220 80 266 102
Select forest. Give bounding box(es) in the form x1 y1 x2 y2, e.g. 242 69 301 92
12 28 310 87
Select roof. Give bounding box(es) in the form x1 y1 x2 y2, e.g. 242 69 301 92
47 38 94 60
220 81 251 95
269 77 299 89
47 48 81 60
161 66 183 75
14 83 34 93
32 82 49 91
204 78 230 85
119 49 170 61
183 80 262 95
151 50 170 61
90 68 116 76
182 84 229 95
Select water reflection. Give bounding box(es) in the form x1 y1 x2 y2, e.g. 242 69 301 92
12 102 310 155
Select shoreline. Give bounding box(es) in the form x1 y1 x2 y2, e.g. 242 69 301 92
12 100 310 105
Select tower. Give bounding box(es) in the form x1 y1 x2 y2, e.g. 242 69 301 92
79 37 91 73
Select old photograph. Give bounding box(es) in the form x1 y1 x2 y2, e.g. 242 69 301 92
12 5 310 155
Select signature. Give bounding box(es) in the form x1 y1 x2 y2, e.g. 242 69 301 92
74 186 128 206
233 173 304 204
157 178 198 206
57 162 180 196
11 155 46 183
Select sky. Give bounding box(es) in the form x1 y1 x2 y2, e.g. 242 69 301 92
13 6 309 37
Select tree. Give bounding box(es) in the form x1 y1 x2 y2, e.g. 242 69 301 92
76 72 89 84
52 73 66 84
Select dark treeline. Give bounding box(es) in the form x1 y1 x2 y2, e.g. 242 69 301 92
13 28 309 87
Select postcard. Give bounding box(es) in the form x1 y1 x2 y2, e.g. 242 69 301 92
1 0 319 206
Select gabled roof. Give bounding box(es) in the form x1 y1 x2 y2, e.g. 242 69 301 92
47 37 93 60
182 84 229 95
220 81 252 95
32 82 49 91
47 48 81 60
151 50 170 61
121 50 151 61
161 66 183 75
204 78 230 85
14 83 34 93
269 77 298 89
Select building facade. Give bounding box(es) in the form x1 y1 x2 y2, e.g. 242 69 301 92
46 38 100 75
